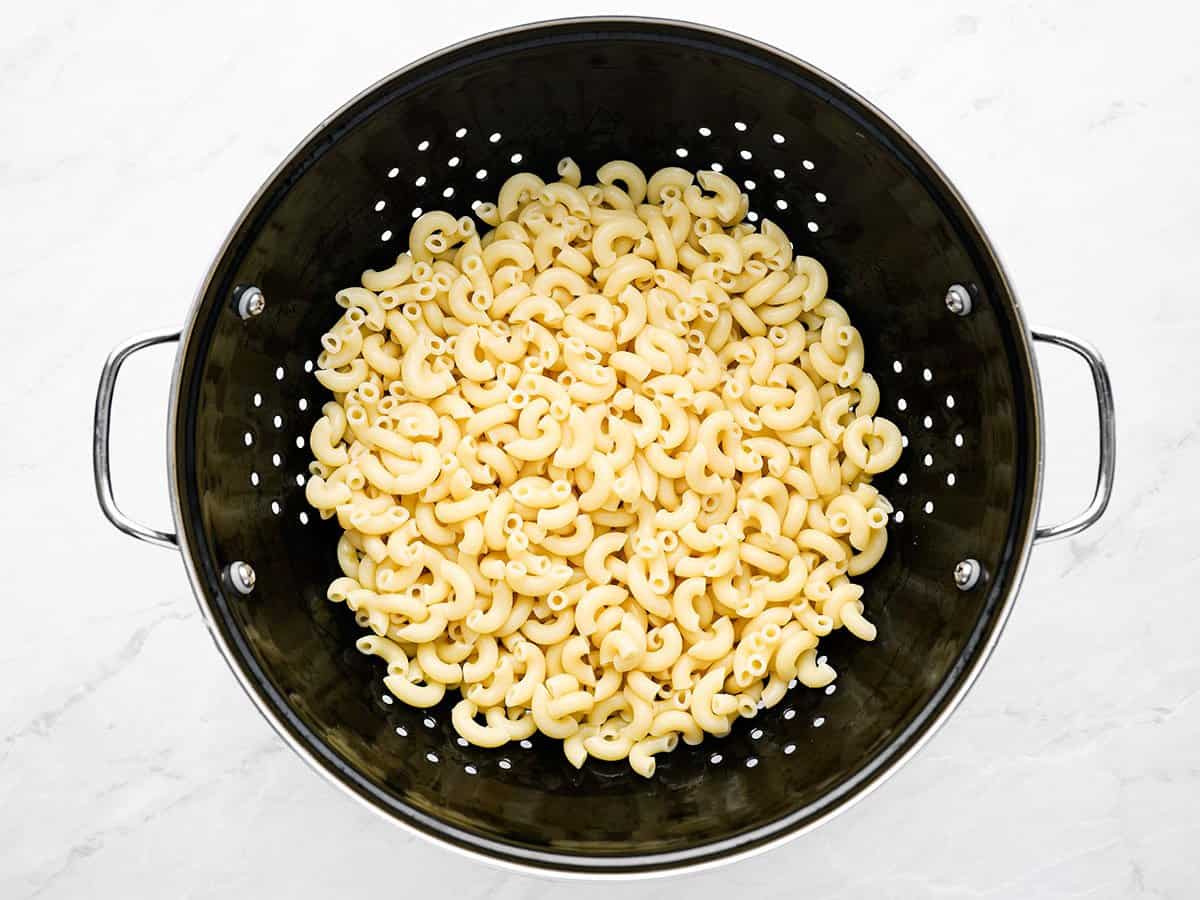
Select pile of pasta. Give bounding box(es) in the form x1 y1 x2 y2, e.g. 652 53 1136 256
305 159 902 776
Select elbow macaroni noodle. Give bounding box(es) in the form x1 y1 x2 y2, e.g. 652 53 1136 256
307 160 901 777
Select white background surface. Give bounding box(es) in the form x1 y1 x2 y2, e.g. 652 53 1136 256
3 1 1198 896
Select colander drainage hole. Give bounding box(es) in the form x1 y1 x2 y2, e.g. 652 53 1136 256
498 759 512 770
783 708 795 720
897 398 907 411
675 147 688 158
698 126 711 136
745 757 759 768
813 717 826 728
381 694 393 705
304 359 314 373
894 510 905 523
273 414 283 429
295 436 305 449
387 167 399 178
519 739 532 749
924 501 934 514
374 200 386 212
476 169 487 180
784 744 796 755
270 501 280 515
947 473 956 486
415 175 426 186
776 200 788 210
442 187 454 199
747 211 759 222
815 191 827 203
955 433 964 447
455 127 467 138
456 737 468 747
381 230 392 242
243 432 253 447
465 765 478 775
892 360 903 373
272 453 282 467
773 168 785 179
426 752 438 763
423 716 436 728
923 368 933 382
898 473 908 485
710 753 723 764
417 140 429 151
773 132 786 144
297 398 308 411
825 684 837 695
750 728 763 740
744 179 756 190
274 366 284 381
298 511 309 525
710 162 723 172
395 726 407 737
802 159 815 170
923 415 933 429
739 150 752 160
923 453 933 467
489 131 501 143
294 474 305 486
734 121 747 131
510 153 522 164
807 221 819 233
249 472 259 487
448 156 460 167
411 207 422 218
946 394 956 408
252 392 263 407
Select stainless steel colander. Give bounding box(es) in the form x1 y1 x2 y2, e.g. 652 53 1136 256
92 18 1115 877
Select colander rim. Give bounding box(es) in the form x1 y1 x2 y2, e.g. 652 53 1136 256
164 15 1043 878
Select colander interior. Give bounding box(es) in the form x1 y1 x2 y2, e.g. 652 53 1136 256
174 20 1037 872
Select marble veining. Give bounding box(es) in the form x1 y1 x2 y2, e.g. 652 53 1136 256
3 0 1198 897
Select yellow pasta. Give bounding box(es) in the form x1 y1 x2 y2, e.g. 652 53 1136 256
306 161 902 777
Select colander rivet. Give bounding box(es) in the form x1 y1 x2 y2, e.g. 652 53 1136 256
953 558 982 591
235 285 266 320
227 561 257 595
945 284 972 316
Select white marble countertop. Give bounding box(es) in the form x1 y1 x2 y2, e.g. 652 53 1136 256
4 0 1198 896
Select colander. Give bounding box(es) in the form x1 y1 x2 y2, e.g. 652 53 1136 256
91 18 1116 877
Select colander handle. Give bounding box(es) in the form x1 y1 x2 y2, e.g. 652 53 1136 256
94 329 181 550
1031 329 1116 543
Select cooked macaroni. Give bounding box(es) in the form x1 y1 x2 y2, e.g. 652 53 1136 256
307 160 901 777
